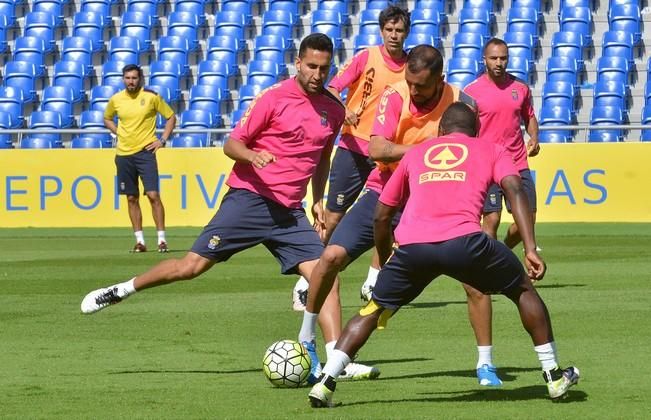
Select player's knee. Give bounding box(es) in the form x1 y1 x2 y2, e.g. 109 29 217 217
320 245 348 269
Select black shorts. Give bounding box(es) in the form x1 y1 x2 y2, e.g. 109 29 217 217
115 149 160 196
373 232 526 310
326 147 376 213
483 169 537 213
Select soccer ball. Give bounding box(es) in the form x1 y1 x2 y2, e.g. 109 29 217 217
262 339 311 388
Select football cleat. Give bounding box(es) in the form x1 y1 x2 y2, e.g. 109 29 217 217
359 283 374 304
157 241 169 253
544 366 580 401
339 362 380 381
308 377 339 408
292 286 308 312
301 340 322 385
132 242 147 253
81 285 127 314
477 364 503 386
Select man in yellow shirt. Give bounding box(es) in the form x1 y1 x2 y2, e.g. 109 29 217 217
104 64 176 253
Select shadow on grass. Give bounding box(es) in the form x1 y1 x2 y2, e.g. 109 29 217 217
377 366 539 383
535 283 587 289
109 368 259 375
342 386 587 405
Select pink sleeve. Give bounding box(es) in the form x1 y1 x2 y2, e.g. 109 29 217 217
230 90 273 144
328 50 369 92
493 146 520 185
371 87 403 139
379 156 409 207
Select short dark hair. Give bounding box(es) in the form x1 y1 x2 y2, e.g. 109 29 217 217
379 5 410 30
122 64 143 78
298 33 334 58
406 45 443 76
440 102 478 136
483 37 508 55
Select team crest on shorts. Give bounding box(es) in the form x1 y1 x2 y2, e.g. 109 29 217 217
320 111 328 126
489 193 498 206
511 90 518 100
336 193 345 206
208 235 221 250
119 182 126 192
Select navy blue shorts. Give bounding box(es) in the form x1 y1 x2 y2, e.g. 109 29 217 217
483 169 537 213
329 189 401 263
373 232 526 310
326 147 376 213
191 188 324 275
115 149 160 196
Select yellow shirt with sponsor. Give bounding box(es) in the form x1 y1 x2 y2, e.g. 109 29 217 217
104 88 175 156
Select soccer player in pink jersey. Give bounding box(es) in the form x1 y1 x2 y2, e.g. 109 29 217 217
80 33 377 382
463 38 541 250
308 102 580 408
291 5 410 311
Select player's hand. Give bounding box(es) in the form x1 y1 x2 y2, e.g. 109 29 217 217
311 202 327 241
145 140 165 153
527 138 540 157
344 108 359 126
524 249 546 282
251 150 276 169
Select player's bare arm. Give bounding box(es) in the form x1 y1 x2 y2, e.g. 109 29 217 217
223 136 276 168
501 175 545 280
326 86 358 126
310 140 334 236
526 115 540 157
147 114 176 153
373 202 398 266
103 118 118 136
369 135 413 163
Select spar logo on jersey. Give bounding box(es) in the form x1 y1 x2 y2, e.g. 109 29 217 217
419 143 468 183
511 89 518 101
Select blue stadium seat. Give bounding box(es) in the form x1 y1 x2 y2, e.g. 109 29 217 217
127 0 159 23
354 33 382 53
214 11 247 45
366 0 389 9
33 0 65 27
504 31 534 67
175 109 213 146
452 32 484 62
222 0 254 25
71 136 104 148
446 57 479 89
197 60 230 95
174 0 206 26
24 12 57 53
507 55 530 83
120 11 153 52
551 31 584 71
28 110 63 148
512 0 545 17
0 14 9 53
77 109 112 146
206 35 239 75
61 36 94 75
0 110 12 148
80 0 111 20
560 0 591 8
247 60 282 89
0 0 16 26
318 0 349 25
311 10 342 48
170 135 205 147
13 36 47 77
539 106 573 143
108 36 140 65
559 6 592 46
545 56 579 89
588 106 624 142
158 35 190 76
358 9 381 35
593 80 628 116
149 60 182 102
102 60 128 89
601 30 635 67
269 0 301 22
415 0 446 20
507 7 539 42
541 81 575 119
3 61 37 103
189 84 223 127
262 10 295 42
52 61 87 104
405 32 440 50
458 7 493 41
596 55 630 86
641 105 651 141
230 108 245 127
145 84 172 105
254 34 289 69
72 11 105 53
238 84 264 110
0 86 24 128
89 85 119 112
40 86 75 128
410 8 441 40
167 11 200 51
21 136 54 148
609 3 641 43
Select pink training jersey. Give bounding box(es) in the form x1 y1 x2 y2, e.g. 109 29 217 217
379 133 519 244
328 47 407 155
464 73 535 171
228 78 345 208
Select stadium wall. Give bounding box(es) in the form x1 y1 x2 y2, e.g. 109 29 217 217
1 143 650 228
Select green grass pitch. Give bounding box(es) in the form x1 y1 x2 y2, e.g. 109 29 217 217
1 224 650 419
